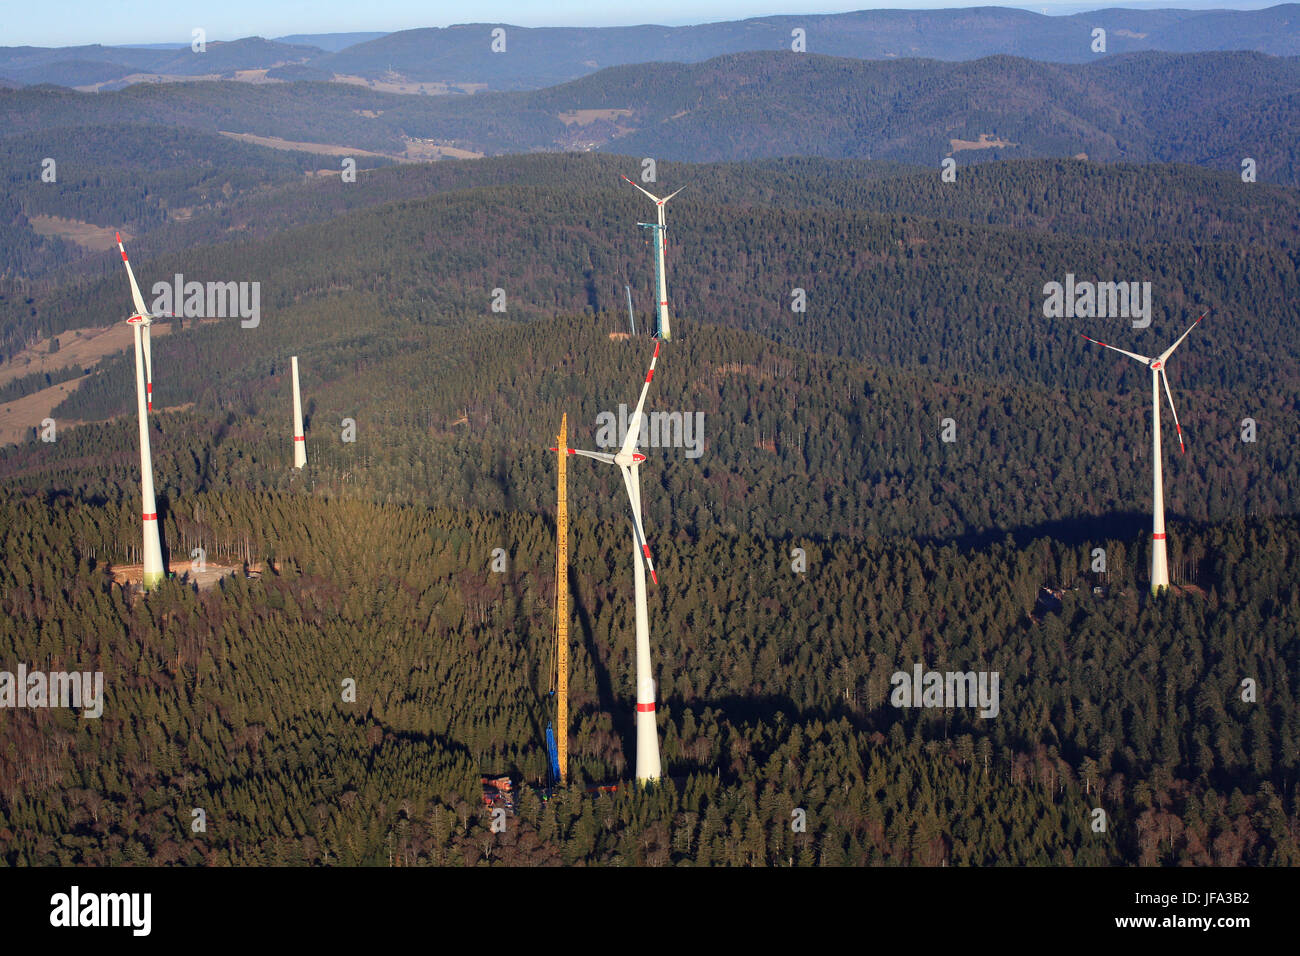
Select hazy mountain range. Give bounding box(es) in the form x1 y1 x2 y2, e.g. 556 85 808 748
2 5 1298 91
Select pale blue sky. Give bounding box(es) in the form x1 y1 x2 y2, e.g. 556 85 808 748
0 1 1280 48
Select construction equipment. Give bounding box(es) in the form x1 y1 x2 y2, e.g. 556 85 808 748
546 413 571 786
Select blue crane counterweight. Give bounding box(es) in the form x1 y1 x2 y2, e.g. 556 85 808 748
545 723 561 784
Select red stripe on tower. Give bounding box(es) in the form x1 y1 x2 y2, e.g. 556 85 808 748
143 513 157 521
636 703 655 713
294 436 305 442
1153 533 1167 539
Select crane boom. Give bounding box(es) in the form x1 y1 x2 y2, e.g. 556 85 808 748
554 413 570 785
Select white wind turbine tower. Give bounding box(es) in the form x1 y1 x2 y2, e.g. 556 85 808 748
554 341 663 782
1081 313 1205 595
622 175 683 342
291 356 307 469
114 232 165 590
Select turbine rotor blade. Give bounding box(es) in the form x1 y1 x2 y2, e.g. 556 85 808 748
1160 368 1186 454
1080 333 1151 365
620 341 661 460
1158 310 1207 363
569 448 617 465
115 232 152 320
620 464 658 586
143 323 153 412
660 186 685 204
621 174 662 204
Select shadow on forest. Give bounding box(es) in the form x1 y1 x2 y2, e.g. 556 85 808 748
190 710 476 799
571 587 632 764
661 691 1107 791
664 693 878 786
155 491 172 569
917 508 1155 554
369 717 476 764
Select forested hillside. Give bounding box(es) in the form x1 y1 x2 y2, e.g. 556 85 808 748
28 152 1298 272
2 64 1298 867
1 315 1293 548
4 50 1298 183
0 123 391 280
7 155 1296 389
2 306 1296 863
2 479 1297 865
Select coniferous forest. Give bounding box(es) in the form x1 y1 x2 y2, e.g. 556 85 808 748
1 11 1298 872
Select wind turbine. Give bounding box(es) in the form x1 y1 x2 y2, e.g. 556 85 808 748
114 232 165 590
553 341 663 783
622 175 683 342
1081 312 1205 595
291 356 307 469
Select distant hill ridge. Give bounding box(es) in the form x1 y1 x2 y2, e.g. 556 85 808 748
3 50 1296 185
2 5 1298 90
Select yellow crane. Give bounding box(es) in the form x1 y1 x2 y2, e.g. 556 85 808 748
547 413 570 786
